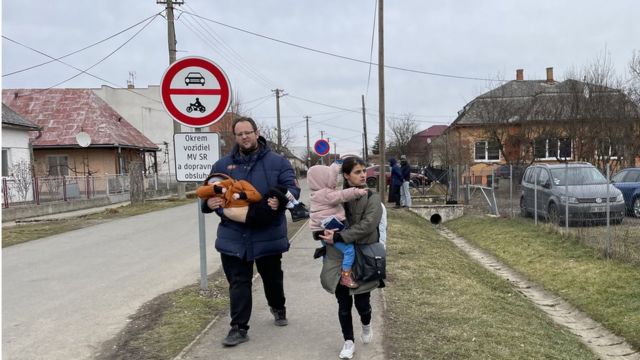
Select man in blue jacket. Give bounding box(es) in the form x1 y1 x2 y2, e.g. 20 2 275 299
202 117 301 347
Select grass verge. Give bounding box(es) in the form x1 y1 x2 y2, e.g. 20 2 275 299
95 216 308 360
384 209 597 359
446 215 640 350
2 198 195 247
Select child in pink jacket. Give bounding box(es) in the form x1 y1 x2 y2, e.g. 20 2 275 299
308 163 368 288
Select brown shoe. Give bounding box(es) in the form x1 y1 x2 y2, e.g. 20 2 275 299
340 270 360 288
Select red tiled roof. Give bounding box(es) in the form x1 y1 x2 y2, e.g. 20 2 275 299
2 89 158 150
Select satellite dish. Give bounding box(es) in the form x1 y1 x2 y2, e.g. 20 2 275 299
427 138 432 144
76 132 92 147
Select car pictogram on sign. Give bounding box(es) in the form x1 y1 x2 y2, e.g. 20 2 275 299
161 57 231 128
185 72 206 86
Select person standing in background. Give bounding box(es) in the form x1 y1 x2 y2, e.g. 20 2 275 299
388 158 402 209
399 155 412 208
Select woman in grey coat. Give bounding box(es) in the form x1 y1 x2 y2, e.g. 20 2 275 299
319 156 383 359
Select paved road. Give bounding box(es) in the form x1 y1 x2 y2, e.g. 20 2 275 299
2 201 221 360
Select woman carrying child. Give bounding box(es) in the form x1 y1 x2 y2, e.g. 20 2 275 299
307 163 368 288
318 156 384 359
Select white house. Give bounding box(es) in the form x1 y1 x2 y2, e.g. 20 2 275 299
2 103 40 202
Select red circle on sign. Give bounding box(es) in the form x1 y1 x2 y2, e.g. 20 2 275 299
161 57 231 128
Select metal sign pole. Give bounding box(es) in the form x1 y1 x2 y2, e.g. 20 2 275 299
565 162 569 230
197 197 208 292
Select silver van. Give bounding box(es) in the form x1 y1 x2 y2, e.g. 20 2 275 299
519 163 625 225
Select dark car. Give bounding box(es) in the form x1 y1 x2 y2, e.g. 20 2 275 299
612 167 640 217
365 165 426 188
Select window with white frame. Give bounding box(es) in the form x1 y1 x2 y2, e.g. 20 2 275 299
534 137 572 159
595 139 622 160
474 139 500 162
2 149 9 177
47 155 69 176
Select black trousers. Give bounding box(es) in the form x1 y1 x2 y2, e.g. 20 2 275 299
220 252 286 330
389 185 401 206
334 284 372 341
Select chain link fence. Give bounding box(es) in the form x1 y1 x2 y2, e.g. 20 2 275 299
428 164 640 265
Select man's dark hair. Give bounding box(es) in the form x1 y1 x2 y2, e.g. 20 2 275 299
232 116 258 135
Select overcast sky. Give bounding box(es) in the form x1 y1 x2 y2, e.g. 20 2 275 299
2 1 639 155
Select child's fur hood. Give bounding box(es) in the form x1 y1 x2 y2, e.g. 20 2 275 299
307 163 341 191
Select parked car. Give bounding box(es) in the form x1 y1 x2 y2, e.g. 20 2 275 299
519 162 626 225
365 165 426 188
611 167 640 217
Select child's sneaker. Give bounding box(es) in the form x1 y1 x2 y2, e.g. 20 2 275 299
340 270 359 288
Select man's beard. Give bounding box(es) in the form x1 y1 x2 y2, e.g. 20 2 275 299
240 143 258 155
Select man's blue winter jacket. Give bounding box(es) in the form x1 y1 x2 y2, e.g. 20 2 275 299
201 137 300 260
389 158 403 187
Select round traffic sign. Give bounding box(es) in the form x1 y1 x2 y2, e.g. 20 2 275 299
314 139 331 156
161 57 231 128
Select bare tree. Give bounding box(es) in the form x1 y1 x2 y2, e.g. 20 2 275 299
257 121 295 153
8 160 33 201
562 52 639 171
626 50 640 107
388 114 418 158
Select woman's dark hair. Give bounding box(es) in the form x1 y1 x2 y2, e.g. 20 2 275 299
232 116 258 135
341 156 366 188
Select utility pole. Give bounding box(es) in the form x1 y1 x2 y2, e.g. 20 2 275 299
378 0 386 202
272 89 284 153
361 94 368 164
320 130 325 165
334 142 337 163
159 0 185 199
305 116 311 168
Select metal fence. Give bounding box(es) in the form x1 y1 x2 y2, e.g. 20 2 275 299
1 174 179 209
434 164 640 265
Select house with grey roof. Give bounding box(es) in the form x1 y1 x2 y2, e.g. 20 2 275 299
433 67 640 185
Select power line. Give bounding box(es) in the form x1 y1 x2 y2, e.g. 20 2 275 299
178 13 276 89
182 4 277 88
287 94 361 113
2 12 162 78
180 10 504 82
2 35 163 104
14 14 159 94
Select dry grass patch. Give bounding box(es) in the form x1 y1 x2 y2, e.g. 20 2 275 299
384 209 596 359
446 216 640 350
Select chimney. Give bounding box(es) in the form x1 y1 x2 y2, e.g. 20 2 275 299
546 67 554 83
516 69 524 81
